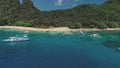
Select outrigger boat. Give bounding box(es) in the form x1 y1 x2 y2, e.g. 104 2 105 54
2 35 29 42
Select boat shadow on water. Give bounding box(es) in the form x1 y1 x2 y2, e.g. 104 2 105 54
1 41 29 46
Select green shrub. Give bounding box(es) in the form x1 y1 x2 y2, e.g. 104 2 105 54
15 20 34 27
68 22 82 29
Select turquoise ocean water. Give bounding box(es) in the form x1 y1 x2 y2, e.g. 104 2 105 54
0 29 120 68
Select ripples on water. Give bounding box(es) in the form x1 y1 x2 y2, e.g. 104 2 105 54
0 29 120 68
0 29 120 53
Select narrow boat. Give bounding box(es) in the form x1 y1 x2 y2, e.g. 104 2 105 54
2 35 29 42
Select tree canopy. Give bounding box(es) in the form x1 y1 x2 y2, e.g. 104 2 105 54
0 0 120 29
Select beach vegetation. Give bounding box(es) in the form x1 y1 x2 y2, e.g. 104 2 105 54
0 0 120 29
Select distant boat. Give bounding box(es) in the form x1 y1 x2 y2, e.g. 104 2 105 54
89 33 101 38
2 35 29 42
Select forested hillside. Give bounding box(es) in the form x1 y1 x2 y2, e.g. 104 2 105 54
0 0 120 29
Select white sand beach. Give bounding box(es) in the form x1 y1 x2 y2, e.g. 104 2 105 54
0 26 120 33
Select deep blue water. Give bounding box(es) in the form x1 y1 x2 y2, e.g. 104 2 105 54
0 29 120 68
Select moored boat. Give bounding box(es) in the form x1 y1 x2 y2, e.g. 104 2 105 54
2 35 29 42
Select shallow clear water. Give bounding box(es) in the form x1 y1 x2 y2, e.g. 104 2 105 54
0 29 120 68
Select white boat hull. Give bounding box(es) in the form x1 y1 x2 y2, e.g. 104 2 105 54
2 35 29 43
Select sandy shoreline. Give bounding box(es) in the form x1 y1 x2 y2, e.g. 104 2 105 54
0 26 120 33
